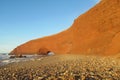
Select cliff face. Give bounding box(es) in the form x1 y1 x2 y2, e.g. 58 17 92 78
11 0 120 56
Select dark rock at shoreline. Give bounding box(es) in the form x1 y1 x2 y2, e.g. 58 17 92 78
9 54 26 59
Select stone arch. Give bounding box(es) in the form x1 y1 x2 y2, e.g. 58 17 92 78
38 47 54 55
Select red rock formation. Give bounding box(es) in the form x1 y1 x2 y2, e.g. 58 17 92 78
10 0 120 56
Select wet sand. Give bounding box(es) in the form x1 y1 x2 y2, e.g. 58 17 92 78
0 54 120 80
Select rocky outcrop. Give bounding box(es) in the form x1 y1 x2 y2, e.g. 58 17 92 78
10 0 120 56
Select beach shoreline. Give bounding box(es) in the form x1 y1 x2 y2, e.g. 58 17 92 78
0 54 120 80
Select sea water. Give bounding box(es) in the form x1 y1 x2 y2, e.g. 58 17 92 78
0 53 10 60
0 54 43 66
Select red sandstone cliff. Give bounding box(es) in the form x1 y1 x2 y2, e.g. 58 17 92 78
10 0 120 56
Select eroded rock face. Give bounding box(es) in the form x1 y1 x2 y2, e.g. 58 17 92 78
10 0 120 56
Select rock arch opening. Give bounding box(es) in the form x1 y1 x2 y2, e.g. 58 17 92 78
38 48 54 55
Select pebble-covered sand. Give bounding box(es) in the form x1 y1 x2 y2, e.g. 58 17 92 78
0 54 120 80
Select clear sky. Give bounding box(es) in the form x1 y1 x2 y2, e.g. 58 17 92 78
0 0 100 53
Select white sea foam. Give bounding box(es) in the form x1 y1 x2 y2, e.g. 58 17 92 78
2 60 10 63
0 54 44 66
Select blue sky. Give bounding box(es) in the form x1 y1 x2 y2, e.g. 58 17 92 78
0 0 100 53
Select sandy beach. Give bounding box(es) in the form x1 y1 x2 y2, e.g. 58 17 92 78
0 54 120 80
